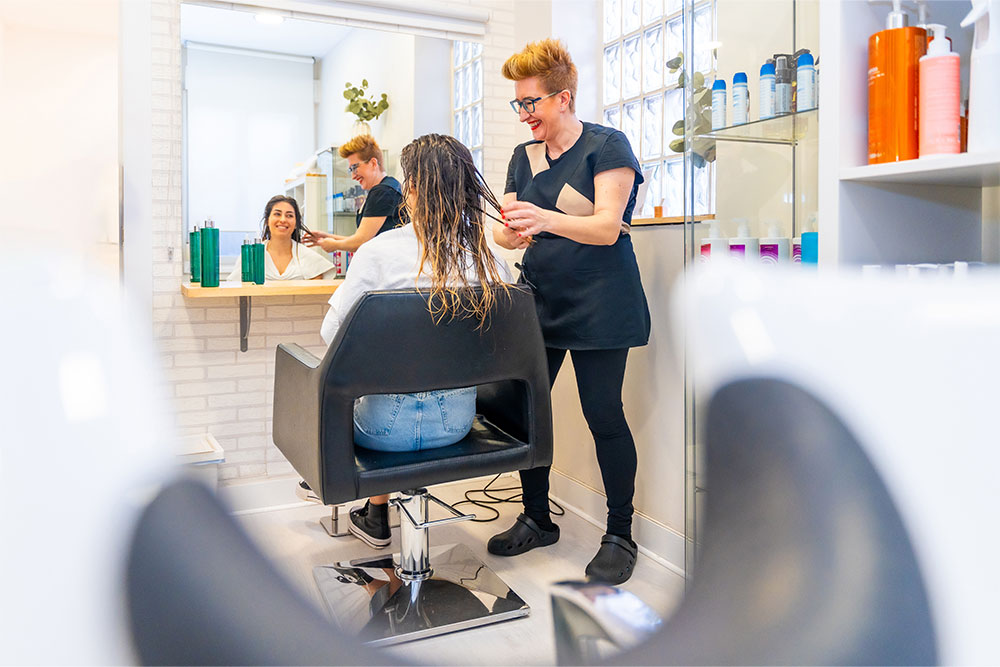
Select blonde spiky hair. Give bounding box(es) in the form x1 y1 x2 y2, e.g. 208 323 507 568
502 38 578 113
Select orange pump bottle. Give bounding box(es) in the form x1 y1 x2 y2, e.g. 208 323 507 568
868 0 927 164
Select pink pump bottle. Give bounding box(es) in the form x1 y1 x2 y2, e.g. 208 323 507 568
919 24 961 156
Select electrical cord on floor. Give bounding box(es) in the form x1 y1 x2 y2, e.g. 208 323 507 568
451 473 565 522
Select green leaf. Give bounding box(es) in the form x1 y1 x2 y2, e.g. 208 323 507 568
695 87 711 104
381 93 388 100
665 56 682 70
672 119 685 135
693 72 704 89
669 138 685 153
343 90 353 100
677 71 687 88
362 78 368 87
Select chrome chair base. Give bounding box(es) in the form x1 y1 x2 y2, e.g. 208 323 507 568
314 543 529 646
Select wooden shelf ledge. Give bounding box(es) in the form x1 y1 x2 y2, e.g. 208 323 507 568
181 279 343 298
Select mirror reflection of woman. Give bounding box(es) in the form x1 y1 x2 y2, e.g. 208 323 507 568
226 195 335 281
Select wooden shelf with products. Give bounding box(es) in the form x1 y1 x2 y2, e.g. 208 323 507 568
182 279 343 352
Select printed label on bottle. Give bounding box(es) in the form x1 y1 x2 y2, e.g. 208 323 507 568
733 87 749 125
792 241 802 263
760 243 780 265
712 91 727 129
700 244 712 263
797 70 816 111
730 243 746 259
776 83 792 114
759 78 775 119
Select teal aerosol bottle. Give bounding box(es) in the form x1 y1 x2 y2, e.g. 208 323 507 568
241 237 251 282
190 225 202 283
200 218 220 287
252 237 266 285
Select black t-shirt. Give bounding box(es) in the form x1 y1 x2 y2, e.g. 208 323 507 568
503 122 649 350
358 176 405 236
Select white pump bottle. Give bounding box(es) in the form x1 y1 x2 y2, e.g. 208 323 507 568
962 0 1000 151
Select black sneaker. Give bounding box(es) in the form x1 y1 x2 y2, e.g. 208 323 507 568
349 501 391 549
295 480 320 504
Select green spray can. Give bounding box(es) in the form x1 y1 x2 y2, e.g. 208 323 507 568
241 238 251 282
252 237 265 285
200 219 220 287
190 226 202 283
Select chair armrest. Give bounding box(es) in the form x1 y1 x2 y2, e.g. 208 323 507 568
272 344 324 499
279 343 321 369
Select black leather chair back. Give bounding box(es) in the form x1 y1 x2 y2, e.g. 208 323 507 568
273 287 552 504
618 378 937 665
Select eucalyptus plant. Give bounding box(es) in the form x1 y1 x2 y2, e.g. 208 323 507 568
343 79 389 122
666 53 716 168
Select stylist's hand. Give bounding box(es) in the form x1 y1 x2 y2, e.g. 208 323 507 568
302 230 330 245
502 200 550 237
497 221 532 249
302 231 338 253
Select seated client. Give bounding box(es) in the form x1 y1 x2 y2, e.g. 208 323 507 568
318 133 512 549
226 195 334 281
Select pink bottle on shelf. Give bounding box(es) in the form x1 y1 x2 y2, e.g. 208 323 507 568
919 24 961 156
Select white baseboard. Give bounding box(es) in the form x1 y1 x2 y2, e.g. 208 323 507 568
549 469 686 578
220 472 520 516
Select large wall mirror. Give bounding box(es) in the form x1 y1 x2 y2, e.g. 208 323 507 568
180 2 467 272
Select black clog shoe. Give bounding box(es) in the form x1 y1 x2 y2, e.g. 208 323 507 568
487 513 560 556
585 534 637 585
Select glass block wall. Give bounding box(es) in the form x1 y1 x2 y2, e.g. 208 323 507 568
452 40 484 173
603 0 716 218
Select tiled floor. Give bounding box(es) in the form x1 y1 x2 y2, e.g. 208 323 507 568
237 478 686 666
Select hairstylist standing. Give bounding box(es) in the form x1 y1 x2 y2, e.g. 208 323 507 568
488 39 650 585
303 134 405 253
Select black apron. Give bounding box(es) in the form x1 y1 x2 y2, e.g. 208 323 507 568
514 145 650 350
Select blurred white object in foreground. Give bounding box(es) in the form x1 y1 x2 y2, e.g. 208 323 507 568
676 263 1000 665
0 254 173 663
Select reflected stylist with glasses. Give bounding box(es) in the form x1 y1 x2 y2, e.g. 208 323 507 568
303 134 405 254
488 39 650 586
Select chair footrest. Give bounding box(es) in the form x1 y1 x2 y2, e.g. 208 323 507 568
391 492 475 530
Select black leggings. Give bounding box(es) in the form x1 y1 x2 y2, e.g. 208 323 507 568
520 347 637 538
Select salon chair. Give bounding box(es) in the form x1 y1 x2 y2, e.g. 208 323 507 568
270 287 552 645
551 377 937 665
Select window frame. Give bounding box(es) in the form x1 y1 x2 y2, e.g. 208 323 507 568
602 0 716 220
451 40 485 173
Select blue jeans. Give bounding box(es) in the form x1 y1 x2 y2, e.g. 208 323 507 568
353 387 477 452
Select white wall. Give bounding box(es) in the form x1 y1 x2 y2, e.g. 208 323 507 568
413 36 453 138
316 29 416 173
0 1 119 285
185 47 315 235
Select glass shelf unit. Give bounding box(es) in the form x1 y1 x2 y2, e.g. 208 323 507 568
680 0 819 582
699 108 818 145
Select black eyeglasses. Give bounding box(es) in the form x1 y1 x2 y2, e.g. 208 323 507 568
509 90 562 114
347 163 360 174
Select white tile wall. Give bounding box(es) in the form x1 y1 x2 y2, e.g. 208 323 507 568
149 0 522 485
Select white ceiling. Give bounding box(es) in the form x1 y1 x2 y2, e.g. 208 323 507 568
180 3 353 59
